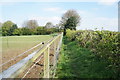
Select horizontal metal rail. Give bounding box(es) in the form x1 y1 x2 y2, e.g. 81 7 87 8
0 37 54 79
21 54 44 79
0 41 43 67
0 33 63 79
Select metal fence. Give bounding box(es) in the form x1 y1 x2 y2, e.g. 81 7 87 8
0 32 63 79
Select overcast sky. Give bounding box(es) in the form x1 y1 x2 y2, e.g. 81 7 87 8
0 0 119 31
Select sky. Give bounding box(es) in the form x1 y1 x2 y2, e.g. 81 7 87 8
0 0 119 31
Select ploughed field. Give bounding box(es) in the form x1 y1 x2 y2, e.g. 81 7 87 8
1 35 52 72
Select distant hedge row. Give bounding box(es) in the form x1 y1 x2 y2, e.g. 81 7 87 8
1 27 62 36
66 29 120 77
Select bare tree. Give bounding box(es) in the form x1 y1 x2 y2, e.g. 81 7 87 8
23 20 38 29
45 22 54 28
60 9 81 35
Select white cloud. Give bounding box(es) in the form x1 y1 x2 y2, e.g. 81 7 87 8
0 0 98 2
77 9 118 31
1 0 106 3
93 17 118 30
0 2 17 5
44 7 61 12
0 5 2 22
43 7 66 14
78 10 86 15
98 0 119 5
0 0 119 5
99 0 118 2
77 17 118 31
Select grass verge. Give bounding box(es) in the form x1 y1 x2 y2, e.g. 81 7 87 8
56 37 118 79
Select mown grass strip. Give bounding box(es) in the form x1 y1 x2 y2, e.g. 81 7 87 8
56 37 118 79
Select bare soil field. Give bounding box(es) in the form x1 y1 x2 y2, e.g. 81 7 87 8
1 35 52 72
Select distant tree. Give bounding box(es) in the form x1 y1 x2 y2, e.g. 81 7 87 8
2 21 14 36
46 28 54 34
64 16 77 30
60 9 81 35
23 20 38 29
36 27 46 35
13 28 21 36
0 26 2 36
21 27 32 35
55 24 60 29
45 22 54 28
10 24 18 35
31 28 37 35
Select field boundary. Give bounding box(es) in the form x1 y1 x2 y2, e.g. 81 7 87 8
0 32 63 79
0 41 44 67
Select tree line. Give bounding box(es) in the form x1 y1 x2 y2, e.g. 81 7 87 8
1 9 81 36
1 20 61 36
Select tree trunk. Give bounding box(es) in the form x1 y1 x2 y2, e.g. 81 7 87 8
63 28 66 36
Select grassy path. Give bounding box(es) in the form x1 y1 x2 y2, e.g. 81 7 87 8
56 37 116 78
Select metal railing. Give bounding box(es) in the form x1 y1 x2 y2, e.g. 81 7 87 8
0 32 63 79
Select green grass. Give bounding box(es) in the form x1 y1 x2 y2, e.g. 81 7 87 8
2 35 52 51
56 37 118 78
1 35 52 63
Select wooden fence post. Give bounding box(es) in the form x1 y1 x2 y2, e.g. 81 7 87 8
44 46 50 78
53 40 57 67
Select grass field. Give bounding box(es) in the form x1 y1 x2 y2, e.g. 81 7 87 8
1 35 52 64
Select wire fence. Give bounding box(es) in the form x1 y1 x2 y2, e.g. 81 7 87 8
0 32 63 79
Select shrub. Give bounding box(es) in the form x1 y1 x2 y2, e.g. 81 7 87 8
66 29 120 76
66 29 76 41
